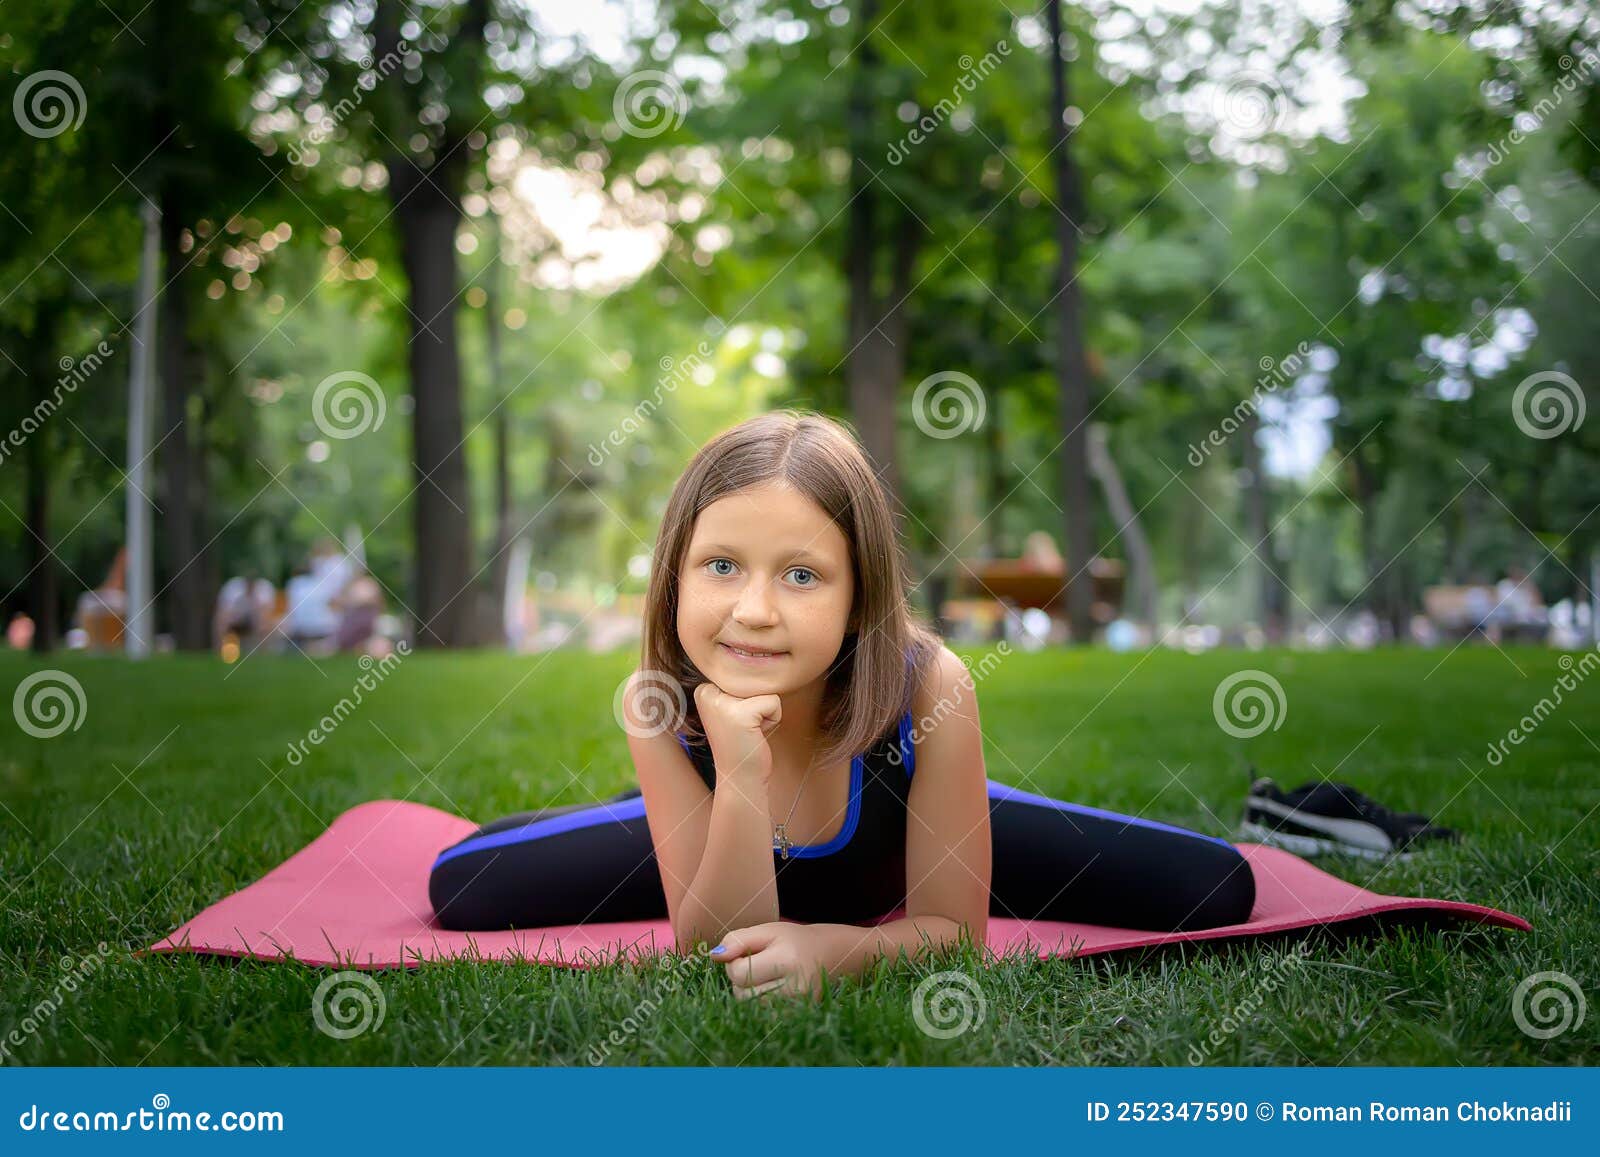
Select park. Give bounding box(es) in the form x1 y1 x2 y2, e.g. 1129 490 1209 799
1 0 1596 1085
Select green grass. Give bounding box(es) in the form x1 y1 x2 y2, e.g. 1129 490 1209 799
1 646 1595 1066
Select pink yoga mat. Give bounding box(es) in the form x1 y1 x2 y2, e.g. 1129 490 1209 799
142 799 1530 969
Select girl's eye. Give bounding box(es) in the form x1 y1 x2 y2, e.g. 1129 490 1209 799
707 559 736 577
788 567 818 587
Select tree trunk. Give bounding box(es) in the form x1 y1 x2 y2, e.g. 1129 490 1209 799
376 0 482 648
1442 491 1463 584
1239 410 1288 641
197 353 219 621
157 195 212 651
24 318 60 653
24 435 57 652
485 211 513 637
1178 484 1202 629
1047 0 1096 644
844 0 911 520
1350 449 1390 635
980 416 1005 556
389 157 476 648
979 182 1015 557
1087 424 1156 632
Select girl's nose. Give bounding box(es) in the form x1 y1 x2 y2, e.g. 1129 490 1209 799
731 578 779 625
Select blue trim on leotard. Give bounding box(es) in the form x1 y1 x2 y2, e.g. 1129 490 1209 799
984 779 1236 850
544 732 864 857
675 730 865 858
780 754 863 858
898 710 916 781
430 795 651 871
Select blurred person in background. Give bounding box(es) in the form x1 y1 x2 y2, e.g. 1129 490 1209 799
282 538 354 655
213 570 276 657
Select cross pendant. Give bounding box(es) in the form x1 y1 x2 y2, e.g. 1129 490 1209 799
773 825 792 859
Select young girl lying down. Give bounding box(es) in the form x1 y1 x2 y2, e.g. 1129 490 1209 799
428 410 1255 998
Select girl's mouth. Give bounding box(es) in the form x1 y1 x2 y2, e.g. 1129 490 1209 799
719 642 788 663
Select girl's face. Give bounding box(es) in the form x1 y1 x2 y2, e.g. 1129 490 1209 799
676 480 856 697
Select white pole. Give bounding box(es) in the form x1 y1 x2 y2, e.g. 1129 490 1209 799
125 199 160 658
504 537 532 650
1590 547 1599 648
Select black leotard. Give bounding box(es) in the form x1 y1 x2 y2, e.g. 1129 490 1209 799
671 714 915 924
428 710 1256 934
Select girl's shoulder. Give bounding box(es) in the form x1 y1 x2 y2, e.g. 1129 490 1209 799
902 643 983 768
907 643 978 718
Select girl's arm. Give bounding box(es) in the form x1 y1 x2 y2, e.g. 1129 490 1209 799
676 759 779 949
624 677 778 951
815 644 992 978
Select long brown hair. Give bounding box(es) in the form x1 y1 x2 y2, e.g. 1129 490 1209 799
639 409 942 769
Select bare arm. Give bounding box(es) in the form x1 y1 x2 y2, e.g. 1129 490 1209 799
625 674 782 954
674 766 778 951
817 645 991 980
808 914 978 980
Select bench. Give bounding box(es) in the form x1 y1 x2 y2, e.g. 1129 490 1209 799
954 558 1126 640
1423 584 1547 642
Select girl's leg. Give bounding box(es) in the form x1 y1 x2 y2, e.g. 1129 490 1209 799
428 788 666 930
987 781 1256 931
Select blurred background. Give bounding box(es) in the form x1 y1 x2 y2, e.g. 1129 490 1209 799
1 0 1596 663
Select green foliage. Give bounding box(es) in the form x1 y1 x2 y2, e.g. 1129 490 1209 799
0 1 1593 636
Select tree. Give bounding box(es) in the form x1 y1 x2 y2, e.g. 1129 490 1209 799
1045 0 1097 642
1 0 282 650
370 0 483 646
1252 28 1527 635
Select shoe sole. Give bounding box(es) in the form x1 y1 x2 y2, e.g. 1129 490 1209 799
1243 795 1399 853
1237 820 1417 862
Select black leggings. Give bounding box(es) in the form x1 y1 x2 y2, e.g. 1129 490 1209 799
428 780 1256 933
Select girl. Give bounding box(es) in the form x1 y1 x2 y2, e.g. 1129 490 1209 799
428 411 1256 999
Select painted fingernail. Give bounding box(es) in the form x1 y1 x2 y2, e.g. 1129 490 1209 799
710 944 726 955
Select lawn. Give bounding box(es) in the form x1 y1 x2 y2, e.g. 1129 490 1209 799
1 645 1595 1066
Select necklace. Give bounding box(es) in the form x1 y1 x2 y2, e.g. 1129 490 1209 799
771 766 816 860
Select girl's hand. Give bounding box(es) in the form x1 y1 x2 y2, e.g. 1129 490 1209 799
711 921 831 1001
693 680 782 785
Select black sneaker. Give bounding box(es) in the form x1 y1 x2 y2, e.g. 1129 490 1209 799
1238 773 1460 859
